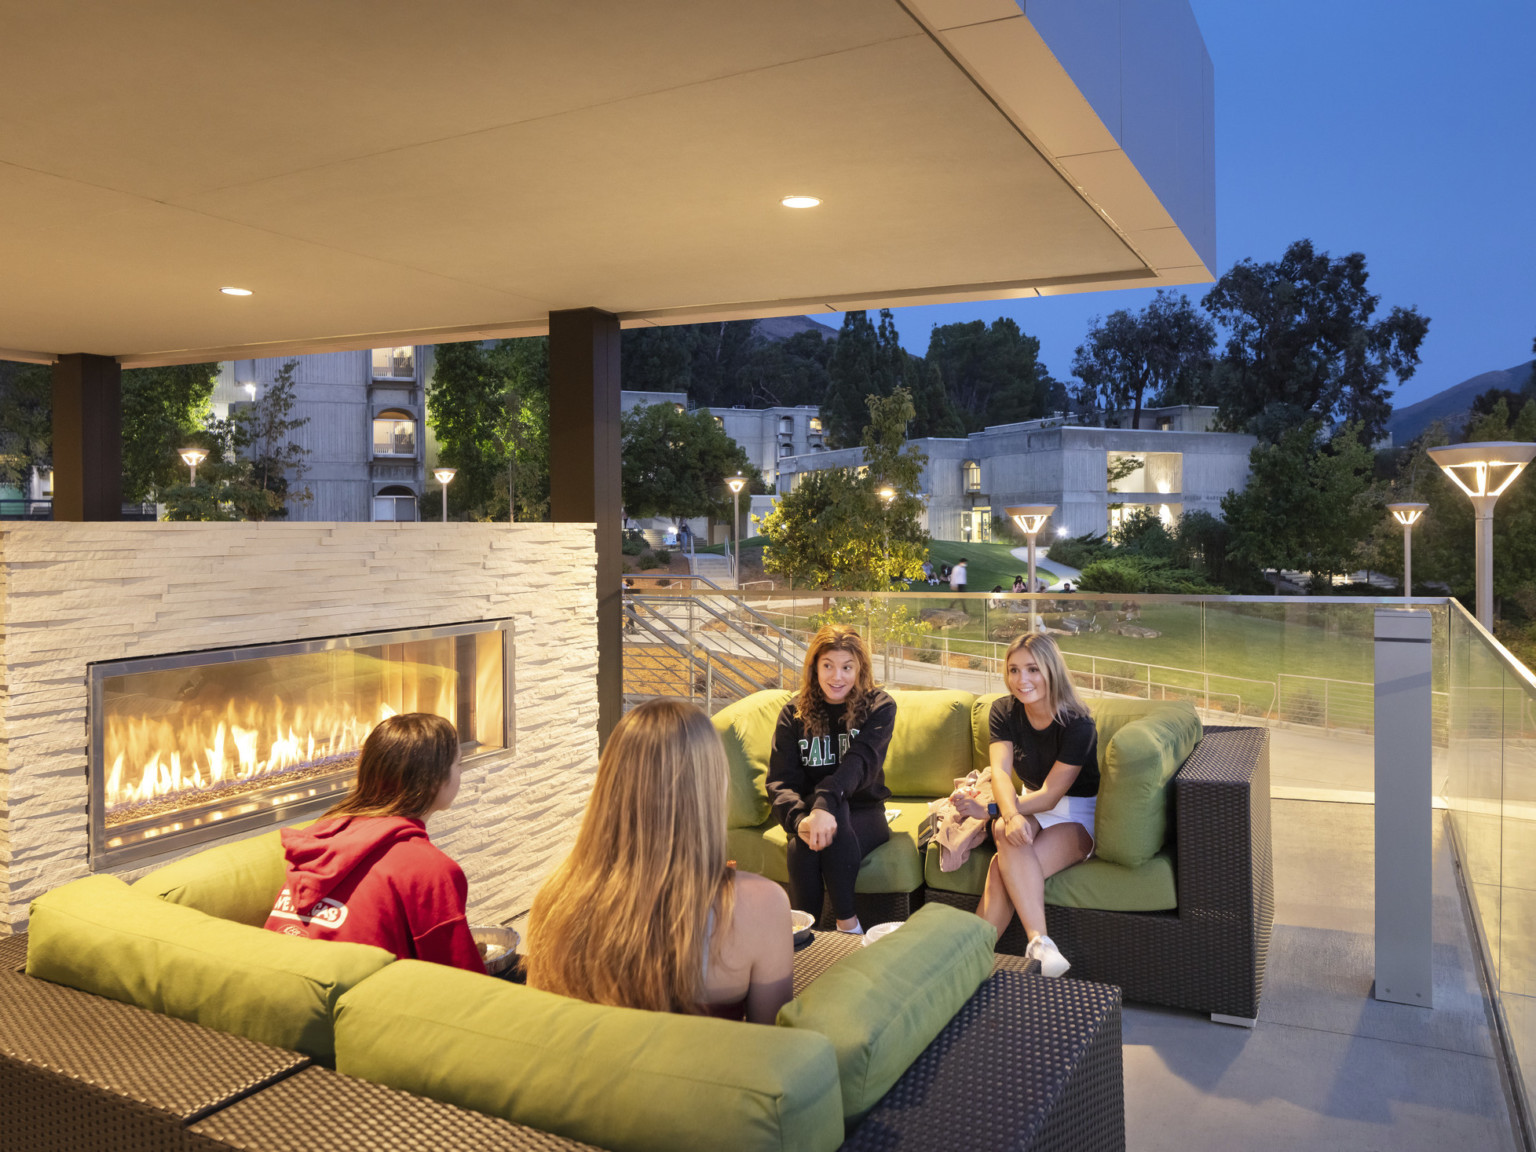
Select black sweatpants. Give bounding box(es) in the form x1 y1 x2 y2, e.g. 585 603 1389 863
786 798 891 921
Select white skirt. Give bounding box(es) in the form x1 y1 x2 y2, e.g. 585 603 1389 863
1032 794 1097 858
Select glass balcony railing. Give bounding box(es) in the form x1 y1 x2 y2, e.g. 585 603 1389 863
620 588 1451 798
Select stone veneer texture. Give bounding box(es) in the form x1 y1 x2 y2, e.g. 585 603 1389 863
0 521 599 931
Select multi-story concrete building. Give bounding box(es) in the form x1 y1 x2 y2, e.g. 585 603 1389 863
213 346 430 522
777 406 1255 543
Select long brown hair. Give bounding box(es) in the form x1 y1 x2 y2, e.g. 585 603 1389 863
324 712 460 821
527 699 735 1014
1004 632 1090 723
793 624 877 738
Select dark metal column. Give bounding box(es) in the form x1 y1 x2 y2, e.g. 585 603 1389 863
548 309 622 745
52 353 122 521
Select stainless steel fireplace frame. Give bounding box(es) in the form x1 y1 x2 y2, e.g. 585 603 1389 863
88 619 514 871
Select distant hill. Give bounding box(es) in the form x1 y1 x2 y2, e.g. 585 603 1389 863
1386 359 1535 445
752 315 838 342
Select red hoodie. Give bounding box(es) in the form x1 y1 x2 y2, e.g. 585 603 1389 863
263 816 484 974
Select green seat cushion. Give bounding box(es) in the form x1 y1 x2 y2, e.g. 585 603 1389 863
713 689 791 828
132 822 313 927
335 960 844 1152
882 690 977 797
27 874 393 1063
729 800 927 894
923 843 1178 911
776 903 994 1123
970 693 1007 772
1090 700 1201 868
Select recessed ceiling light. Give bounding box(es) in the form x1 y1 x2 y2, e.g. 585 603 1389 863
220 286 253 296
780 196 821 209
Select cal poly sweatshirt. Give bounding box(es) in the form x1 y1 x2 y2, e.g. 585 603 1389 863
264 815 484 973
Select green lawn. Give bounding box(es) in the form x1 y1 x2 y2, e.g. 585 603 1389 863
925 539 1049 592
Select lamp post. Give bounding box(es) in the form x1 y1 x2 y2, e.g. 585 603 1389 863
1006 504 1056 633
1385 503 1428 602
726 474 746 578
179 447 207 487
433 468 457 523
1427 443 1536 629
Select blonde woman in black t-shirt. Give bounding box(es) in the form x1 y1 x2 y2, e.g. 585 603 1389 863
951 632 1097 977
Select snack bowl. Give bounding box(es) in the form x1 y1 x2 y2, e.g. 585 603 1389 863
790 909 816 947
862 921 903 947
470 924 521 976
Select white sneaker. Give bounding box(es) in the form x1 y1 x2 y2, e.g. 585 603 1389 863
836 919 865 936
1025 934 1070 978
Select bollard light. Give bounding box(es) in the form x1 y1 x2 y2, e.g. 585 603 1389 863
1427 443 1536 629
1006 504 1056 632
433 467 457 522
1386 502 1428 601
726 474 746 578
179 447 208 487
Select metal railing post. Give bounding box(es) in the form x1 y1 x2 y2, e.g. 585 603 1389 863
706 656 713 713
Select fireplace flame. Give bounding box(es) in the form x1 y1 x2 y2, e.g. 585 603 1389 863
103 698 409 813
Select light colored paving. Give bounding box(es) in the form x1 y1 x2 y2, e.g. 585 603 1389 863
1121 800 1518 1152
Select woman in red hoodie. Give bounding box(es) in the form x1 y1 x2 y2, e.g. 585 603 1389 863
263 712 484 973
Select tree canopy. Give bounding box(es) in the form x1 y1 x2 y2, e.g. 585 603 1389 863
1220 421 1379 581
761 387 929 590
0 361 51 491
1202 239 1429 444
620 402 759 523
427 338 551 521
1071 291 1214 429
923 317 1059 433
120 363 219 503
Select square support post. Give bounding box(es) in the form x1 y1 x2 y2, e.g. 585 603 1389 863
548 309 622 746
52 353 123 521
1374 608 1433 1007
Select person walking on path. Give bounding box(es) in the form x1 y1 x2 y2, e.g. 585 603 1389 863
950 557 969 611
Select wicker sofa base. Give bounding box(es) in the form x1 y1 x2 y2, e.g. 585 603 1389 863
0 930 1123 1152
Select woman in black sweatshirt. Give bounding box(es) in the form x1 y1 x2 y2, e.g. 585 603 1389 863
766 624 895 934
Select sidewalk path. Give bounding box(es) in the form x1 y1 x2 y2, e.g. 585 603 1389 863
1009 546 1082 586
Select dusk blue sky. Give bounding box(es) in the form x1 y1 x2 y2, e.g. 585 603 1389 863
826 1 1536 411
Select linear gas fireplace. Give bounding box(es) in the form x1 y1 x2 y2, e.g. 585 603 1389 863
89 621 511 869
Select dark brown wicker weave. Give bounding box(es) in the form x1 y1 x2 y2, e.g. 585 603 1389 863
817 887 921 932
185 1066 600 1152
847 971 1123 1152
927 725 1274 1020
0 931 26 971
0 944 308 1152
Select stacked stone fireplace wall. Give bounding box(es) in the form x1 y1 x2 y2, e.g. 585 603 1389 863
0 521 600 931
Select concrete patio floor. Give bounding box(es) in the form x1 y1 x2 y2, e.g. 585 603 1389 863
1121 799 1518 1151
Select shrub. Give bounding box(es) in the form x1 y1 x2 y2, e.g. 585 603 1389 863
1047 531 1111 570
621 529 648 556
653 548 671 566
1078 558 1146 593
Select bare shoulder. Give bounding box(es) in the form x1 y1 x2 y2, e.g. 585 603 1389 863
735 870 791 916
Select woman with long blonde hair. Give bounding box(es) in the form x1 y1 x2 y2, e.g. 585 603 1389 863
527 698 792 1023
766 625 895 934
952 631 1097 977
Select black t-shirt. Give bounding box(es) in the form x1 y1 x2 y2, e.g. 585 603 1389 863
766 690 896 833
987 696 1099 797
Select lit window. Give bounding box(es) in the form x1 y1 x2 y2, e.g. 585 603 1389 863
808 417 822 433
962 460 981 492
372 346 415 379
713 415 724 428
372 410 417 457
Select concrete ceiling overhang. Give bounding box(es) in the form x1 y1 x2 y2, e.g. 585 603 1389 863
0 0 1213 367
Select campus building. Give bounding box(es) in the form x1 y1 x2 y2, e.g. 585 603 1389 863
777 405 1256 542
213 346 432 522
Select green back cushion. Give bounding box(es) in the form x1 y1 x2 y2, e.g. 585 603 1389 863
335 960 844 1152
971 693 1007 771
27 874 393 1063
1090 700 1202 868
776 903 994 1123
883 690 976 796
923 842 1178 911
713 689 791 828
132 822 312 927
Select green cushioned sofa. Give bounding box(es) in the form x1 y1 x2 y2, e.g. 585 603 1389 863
715 689 1274 1023
15 825 1107 1152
